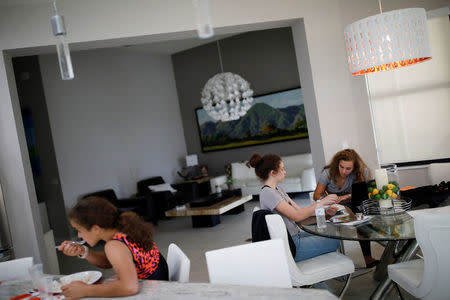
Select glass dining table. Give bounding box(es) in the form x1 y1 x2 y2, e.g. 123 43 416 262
298 212 418 300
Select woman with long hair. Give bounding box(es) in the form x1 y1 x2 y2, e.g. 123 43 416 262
57 196 168 299
313 149 378 268
248 153 340 262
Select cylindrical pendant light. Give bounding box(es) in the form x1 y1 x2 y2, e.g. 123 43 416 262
51 2 74 80
192 0 214 39
344 7 431 76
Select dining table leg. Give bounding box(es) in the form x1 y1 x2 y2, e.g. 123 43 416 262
370 239 419 300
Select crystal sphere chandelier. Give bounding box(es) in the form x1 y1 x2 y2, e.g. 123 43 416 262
200 41 254 122
344 3 431 76
201 72 253 122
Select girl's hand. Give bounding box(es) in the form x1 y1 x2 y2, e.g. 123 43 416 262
321 194 338 206
57 241 85 257
326 206 338 216
61 281 88 300
335 194 351 204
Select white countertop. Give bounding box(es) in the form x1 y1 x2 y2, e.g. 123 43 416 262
1 279 338 300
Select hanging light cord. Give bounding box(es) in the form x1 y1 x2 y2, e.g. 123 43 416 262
216 40 224 73
378 0 383 14
52 1 58 14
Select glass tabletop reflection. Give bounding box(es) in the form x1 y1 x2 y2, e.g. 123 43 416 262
298 213 415 241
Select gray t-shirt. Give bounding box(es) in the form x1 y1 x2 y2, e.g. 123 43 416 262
318 168 369 196
259 186 301 236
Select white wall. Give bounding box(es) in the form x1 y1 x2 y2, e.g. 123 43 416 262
397 166 429 188
0 0 447 262
39 48 187 209
366 16 450 164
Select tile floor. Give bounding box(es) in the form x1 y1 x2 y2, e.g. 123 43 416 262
59 192 426 299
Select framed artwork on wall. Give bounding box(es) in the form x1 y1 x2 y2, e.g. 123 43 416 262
195 87 308 152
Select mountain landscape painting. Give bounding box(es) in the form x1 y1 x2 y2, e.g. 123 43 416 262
195 88 308 152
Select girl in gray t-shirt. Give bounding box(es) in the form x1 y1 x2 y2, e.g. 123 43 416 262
313 149 379 268
248 153 339 262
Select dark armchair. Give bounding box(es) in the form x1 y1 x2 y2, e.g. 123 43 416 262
136 176 199 220
81 189 158 225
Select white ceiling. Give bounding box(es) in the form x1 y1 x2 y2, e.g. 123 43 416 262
2 0 293 57
0 0 237 56
0 0 53 6
0 0 49 6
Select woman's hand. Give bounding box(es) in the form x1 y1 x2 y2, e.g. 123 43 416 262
320 194 338 206
61 281 88 300
325 206 338 216
57 241 85 257
335 194 351 204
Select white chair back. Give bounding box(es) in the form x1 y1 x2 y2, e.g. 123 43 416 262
265 214 354 290
167 243 190 283
265 215 304 275
0 257 33 281
205 239 292 288
414 213 450 299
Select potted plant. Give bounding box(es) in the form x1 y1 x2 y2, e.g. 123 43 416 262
226 179 235 191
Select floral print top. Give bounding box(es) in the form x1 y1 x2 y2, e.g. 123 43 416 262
112 233 161 279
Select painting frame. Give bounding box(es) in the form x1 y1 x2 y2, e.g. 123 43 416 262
195 87 308 152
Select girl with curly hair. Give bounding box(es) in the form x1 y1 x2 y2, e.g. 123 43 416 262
314 148 369 203
57 196 168 299
313 149 379 268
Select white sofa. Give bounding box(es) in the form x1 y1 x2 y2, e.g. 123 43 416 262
230 153 316 195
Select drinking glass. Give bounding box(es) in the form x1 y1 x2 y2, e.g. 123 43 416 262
28 263 43 289
37 275 53 300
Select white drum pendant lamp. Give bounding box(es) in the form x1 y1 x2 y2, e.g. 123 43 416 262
344 3 431 76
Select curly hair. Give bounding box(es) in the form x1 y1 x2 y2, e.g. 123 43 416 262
324 149 369 183
68 196 154 251
246 153 282 181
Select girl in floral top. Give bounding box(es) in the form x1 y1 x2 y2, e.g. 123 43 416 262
58 196 168 299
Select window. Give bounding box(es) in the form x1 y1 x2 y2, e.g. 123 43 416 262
366 15 449 165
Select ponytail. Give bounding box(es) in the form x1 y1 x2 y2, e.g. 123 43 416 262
246 153 282 181
117 211 154 251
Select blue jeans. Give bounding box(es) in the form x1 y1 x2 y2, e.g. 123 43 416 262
291 231 340 262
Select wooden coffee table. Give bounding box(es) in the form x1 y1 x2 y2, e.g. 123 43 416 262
165 195 253 227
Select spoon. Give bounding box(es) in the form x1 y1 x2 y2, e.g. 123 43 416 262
55 240 85 248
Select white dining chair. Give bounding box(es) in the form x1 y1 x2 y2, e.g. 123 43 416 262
388 213 450 300
205 239 292 288
0 257 33 281
167 243 190 283
265 214 354 298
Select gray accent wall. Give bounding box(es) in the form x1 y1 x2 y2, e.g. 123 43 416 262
172 28 311 176
38 49 187 211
